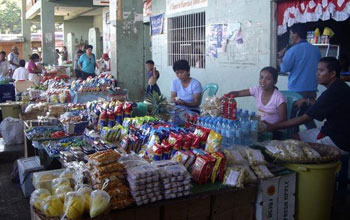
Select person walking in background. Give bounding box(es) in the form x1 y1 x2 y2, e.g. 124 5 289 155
0 51 11 78
74 50 84 79
145 60 161 96
12 60 29 81
78 45 96 80
8 46 20 75
279 23 321 132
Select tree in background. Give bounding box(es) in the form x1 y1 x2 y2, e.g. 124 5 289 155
0 0 21 34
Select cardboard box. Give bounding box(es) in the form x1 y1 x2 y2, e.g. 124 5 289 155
17 156 44 197
255 167 296 220
276 169 296 220
256 177 279 220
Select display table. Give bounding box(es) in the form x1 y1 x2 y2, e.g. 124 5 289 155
31 184 257 220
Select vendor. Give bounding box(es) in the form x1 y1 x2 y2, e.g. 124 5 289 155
12 60 29 81
170 59 202 114
27 53 42 85
78 45 96 80
266 57 350 154
100 53 111 72
61 46 68 62
225 66 287 125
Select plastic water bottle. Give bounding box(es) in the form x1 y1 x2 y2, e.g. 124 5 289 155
250 112 258 145
234 120 242 145
224 120 232 147
241 112 251 146
215 119 222 135
236 109 242 121
229 121 236 147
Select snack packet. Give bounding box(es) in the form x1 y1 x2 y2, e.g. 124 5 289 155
251 165 274 179
205 130 222 153
223 167 247 188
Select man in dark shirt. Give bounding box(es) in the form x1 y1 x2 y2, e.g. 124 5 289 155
266 57 350 153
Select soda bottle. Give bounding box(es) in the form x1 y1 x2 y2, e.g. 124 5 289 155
228 94 237 120
221 94 229 118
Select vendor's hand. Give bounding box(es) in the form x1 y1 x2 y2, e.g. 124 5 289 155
176 99 186 106
293 98 306 109
262 121 273 132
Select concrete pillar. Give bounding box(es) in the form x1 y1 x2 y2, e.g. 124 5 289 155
67 33 76 61
88 28 101 59
110 0 145 101
40 0 55 65
22 0 32 60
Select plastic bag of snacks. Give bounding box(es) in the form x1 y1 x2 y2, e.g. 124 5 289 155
245 149 266 166
223 167 247 188
63 191 86 220
251 165 274 179
223 149 246 165
51 177 71 194
90 190 111 218
55 185 73 201
205 130 222 153
30 189 51 211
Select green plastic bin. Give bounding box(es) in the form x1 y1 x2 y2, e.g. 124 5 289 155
132 102 148 117
284 161 341 220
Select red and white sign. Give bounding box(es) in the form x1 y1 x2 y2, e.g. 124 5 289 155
93 0 110 6
277 0 350 35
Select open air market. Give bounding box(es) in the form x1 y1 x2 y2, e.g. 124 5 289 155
0 0 349 220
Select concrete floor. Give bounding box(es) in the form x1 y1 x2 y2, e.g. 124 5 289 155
0 139 349 220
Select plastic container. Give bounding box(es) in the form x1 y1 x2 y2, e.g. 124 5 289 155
284 161 341 220
132 102 148 117
0 102 22 119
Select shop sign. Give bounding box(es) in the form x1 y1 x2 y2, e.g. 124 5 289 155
93 0 110 6
166 0 208 14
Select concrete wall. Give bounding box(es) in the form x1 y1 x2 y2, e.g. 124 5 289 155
102 7 110 54
151 0 290 112
63 16 94 49
93 14 103 36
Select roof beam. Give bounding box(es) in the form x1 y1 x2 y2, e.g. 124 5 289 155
63 8 96 20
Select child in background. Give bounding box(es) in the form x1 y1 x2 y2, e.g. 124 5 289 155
12 59 29 81
145 60 161 95
225 66 287 124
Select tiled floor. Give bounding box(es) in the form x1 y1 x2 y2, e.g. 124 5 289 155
0 139 349 220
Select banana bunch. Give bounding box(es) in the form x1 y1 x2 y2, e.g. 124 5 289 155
63 192 86 220
42 195 64 217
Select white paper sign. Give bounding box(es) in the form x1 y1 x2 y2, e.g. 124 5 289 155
166 0 208 14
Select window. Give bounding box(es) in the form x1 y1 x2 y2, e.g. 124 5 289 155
168 12 206 69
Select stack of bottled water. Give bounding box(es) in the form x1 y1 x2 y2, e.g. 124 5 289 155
198 109 259 148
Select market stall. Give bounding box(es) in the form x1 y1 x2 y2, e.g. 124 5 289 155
8 75 341 220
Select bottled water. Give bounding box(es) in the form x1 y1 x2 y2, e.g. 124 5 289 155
234 120 242 145
215 119 222 135
250 112 258 144
236 109 242 121
240 112 251 146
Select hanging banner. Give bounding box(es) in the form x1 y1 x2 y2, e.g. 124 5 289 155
93 0 110 6
166 0 208 14
144 0 152 17
151 14 164 35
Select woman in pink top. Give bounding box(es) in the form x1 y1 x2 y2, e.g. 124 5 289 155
226 66 287 124
27 53 42 85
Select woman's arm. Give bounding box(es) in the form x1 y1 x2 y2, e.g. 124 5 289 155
266 114 312 131
170 91 177 103
227 89 251 98
277 102 288 122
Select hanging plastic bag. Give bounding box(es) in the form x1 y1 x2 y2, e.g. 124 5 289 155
89 190 110 218
63 192 86 220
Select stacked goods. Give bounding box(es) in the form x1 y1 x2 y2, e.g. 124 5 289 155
126 164 162 206
87 150 134 209
153 161 191 199
70 73 115 93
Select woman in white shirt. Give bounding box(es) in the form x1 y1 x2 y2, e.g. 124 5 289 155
12 60 29 81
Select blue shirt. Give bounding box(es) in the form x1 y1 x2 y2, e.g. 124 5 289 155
78 53 96 74
281 41 321 92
